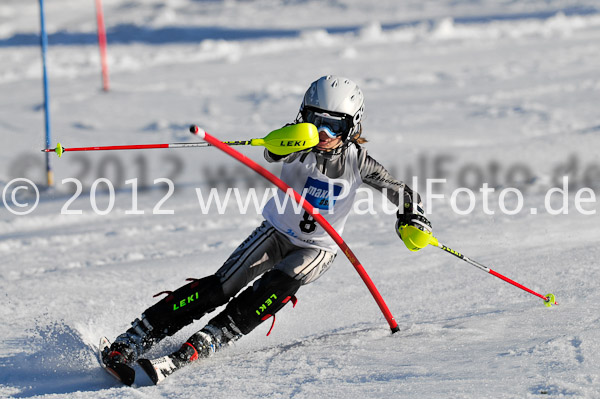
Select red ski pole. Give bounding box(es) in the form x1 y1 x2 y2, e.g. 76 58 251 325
42 124 317 157
42 141 247 157
429 237 557 306
191 125 400 333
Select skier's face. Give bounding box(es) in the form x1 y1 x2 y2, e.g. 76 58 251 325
315 130 342 150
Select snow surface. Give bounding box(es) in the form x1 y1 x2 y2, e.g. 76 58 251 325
1 0 600 398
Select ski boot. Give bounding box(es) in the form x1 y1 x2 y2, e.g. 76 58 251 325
138 323 239 384
99 316 155 385
99 337 136 386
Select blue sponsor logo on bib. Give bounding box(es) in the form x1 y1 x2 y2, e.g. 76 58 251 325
303 177 342 210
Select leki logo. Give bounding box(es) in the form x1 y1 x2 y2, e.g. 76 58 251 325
443 246 462 258
172 292 200 311
256 294 278 315
279 140 306 147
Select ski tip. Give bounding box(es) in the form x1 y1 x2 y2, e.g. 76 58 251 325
98 337 110 361
544 293 558 307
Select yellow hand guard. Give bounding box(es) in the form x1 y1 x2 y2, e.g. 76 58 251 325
396 215 433 252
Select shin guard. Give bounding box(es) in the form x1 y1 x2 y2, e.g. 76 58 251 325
142 274 227 340
208 270 301 336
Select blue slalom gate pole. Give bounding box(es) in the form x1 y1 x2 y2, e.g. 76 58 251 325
38 0 54 186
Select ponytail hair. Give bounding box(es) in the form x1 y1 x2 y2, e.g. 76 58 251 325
350 124 368 144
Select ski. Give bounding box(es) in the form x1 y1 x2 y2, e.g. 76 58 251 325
98 337 136 386
138 355 182 385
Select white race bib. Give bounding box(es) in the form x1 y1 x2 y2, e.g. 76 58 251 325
263 145 362 251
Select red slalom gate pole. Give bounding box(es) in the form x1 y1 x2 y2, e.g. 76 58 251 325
95 0 109 91
192 125 400 333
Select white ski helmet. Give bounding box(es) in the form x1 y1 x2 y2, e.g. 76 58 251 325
299 75 364 143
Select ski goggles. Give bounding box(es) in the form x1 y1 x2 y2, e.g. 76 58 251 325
302 107 351 138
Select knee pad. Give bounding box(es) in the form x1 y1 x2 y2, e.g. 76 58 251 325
143 275 227 338
209 270 301 336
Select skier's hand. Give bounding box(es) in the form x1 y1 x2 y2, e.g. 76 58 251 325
397 189 427 225
396 198 433 252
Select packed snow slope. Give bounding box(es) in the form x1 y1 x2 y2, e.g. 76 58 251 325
1 0 599 398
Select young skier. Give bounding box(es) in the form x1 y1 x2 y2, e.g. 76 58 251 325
101 75 433 384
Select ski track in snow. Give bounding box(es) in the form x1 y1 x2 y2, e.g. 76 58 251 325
1 0 600 398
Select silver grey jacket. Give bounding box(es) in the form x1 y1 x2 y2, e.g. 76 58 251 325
265 142 419 208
